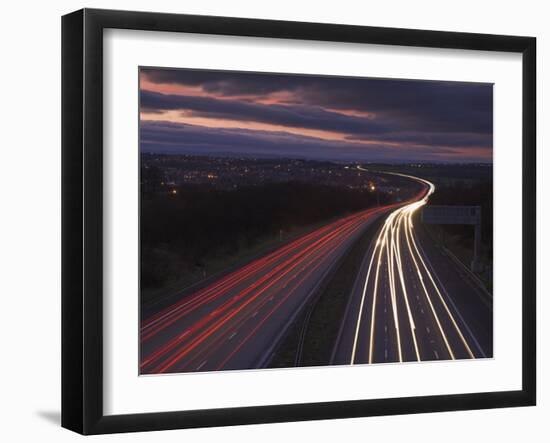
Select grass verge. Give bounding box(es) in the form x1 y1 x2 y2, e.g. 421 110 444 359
267 216 384 368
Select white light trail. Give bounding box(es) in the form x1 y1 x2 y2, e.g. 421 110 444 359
350 168 476 364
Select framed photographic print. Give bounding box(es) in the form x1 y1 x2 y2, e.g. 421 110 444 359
62 8 536 434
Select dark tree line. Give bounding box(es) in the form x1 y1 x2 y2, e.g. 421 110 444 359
141 182 386 290
427 180 493 253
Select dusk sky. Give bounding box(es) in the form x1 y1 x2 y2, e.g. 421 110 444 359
139 68 493 163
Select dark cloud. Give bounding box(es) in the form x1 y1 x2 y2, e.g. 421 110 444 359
141 68 493 134
141 89 492 151
347 131 492 149
140 120 491 163
140 68 493 162
298 80 493 133
141 90 390 135
142 68 305 96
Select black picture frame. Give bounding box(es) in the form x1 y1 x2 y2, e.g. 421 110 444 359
62 8 536 435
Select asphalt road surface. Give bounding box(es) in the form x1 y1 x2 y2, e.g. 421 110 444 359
140 202 400 374
141 170 492 374
332 171 492 365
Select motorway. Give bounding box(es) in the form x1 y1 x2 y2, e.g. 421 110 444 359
141 169 492 374
140 200 400 374
332 169 492 365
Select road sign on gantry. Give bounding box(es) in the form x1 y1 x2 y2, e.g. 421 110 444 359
421 205 482 272
421 205 481 225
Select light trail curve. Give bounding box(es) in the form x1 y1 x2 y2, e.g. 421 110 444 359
347 167 481 365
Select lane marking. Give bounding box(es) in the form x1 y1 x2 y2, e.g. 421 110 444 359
408 221 475 359
392 212 420 361
196 360 207 370
349 168 477 365
350 229 379 364
416 237 486 358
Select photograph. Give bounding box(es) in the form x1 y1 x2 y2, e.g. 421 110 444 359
138 67 494 374
54 4 540 435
